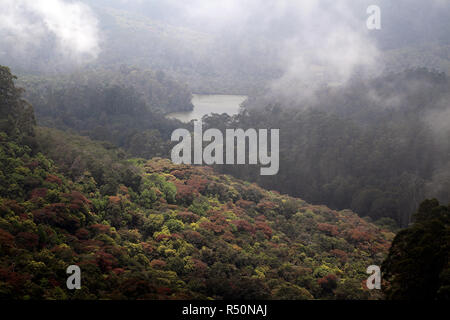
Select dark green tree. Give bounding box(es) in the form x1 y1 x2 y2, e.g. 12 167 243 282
382 199 450 300
0 66 36 147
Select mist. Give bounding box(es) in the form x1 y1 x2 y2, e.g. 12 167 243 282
2 0 450 91
0 0 100 71
88 0 450 99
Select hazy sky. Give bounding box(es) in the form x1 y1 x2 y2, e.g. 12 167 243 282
1 0 449 84
0 0 100 64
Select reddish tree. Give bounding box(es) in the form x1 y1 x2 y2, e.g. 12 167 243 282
45 174 62 185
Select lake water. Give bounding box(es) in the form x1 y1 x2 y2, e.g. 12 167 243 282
166 94 248 123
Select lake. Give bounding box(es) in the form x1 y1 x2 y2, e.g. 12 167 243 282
166 94 248 123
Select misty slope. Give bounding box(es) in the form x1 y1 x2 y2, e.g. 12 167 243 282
91 5 277 94
0 129 393 300
18 66 193 114
15 66 192 160
2 1 279 94
208 69 450 227
3 0 450 96
0 66 393 299
16 64 450 227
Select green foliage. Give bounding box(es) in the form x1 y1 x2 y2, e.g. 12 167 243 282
18 67 191 160
382 199 450 300
0 66 36 148
0 65 395 300
0 131 393 299
204 69 450 227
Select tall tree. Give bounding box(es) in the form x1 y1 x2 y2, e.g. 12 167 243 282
0 66 36 147
382 199 450 300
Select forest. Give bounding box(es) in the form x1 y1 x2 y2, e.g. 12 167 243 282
203 69 450 227
1 62 448 300
1 66 394 299
0 0 449 302
21 66 450 228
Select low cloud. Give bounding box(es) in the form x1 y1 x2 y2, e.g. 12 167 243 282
0 0 100 64
178 0 380 103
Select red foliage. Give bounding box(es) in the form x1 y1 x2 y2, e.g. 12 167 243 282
156 287 172 295
171 233 183 240
64 191 91 205
140 242 154 254
330 249 348 262
150 259 166 269
45 174 62 185
255 221 273 238
78 239 104 252
0 229 15 251
30 188 48 200
192 259 208 273
96 251 117 272
2 199 25 215
317 223 339 236
222 230 235 242
176 211 200 223
25 160 39 170
89 224 111 235
118 185 129 194
18 212 31 221
256 200 277 211
112 268 126 275
186 175 209 192
155 234 171 242
174 182 198 203
199 221 224 233
16 232 39 250
347 228 372 242
236 199 255 208
183 230 204 246
108 196 121 205
33 202 82 231
0 267 30 289
318 274 338 292
232 220 256 234
75 228 90 240
171 170 187 179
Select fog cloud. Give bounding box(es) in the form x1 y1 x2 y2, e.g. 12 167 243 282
174 0 380 102
0 0 100 64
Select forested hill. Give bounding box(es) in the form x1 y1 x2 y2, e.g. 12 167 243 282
15 66 192 160
12 65 450 228
208 69 450 227
17 66 194 114
0 65 393 299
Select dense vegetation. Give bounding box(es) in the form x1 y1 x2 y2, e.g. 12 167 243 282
382 199 449 300
19 64 450 229
1 0 449 301
18 66 193 114
204 69 450 227
17 66 191 159
0 66 394 299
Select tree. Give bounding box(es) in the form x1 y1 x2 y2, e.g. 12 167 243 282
0 66 36 147
382 199 450 300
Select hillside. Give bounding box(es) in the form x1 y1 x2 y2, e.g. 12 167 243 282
0 127 393 299
0 65 394 299
15 66 191 160
212 69 450 227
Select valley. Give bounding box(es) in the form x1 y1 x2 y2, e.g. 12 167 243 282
166 94 247 123
0 0 449 302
